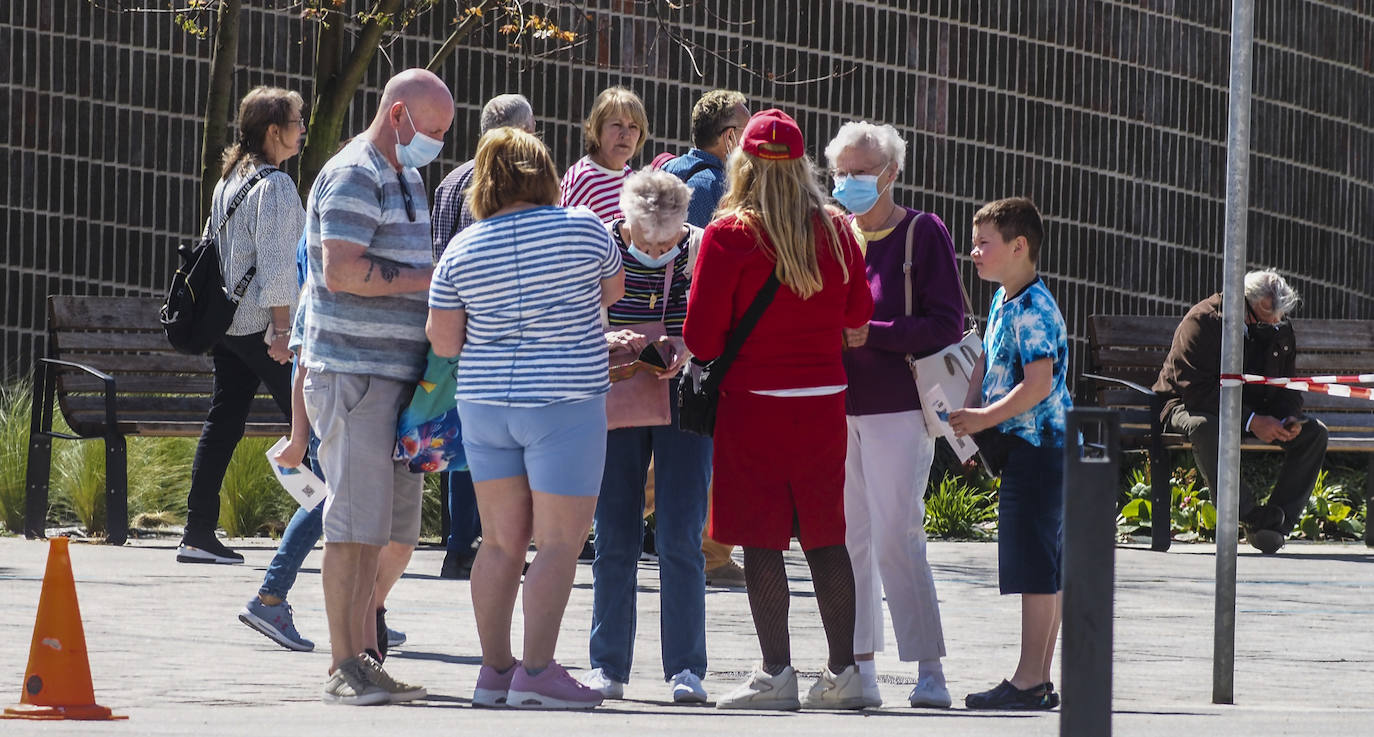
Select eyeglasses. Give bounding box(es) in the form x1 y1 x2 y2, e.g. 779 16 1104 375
609 339 673 382
396 171 416 222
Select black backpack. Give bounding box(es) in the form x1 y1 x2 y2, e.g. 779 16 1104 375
160 168 277 354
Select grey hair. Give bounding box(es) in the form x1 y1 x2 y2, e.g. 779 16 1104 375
479 93 534 134
619 169 692 244
1244 269 1301 317
824 120 907 171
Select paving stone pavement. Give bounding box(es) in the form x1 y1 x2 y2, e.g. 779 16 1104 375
1 535 1370 735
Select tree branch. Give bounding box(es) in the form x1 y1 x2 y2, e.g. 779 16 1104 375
198 0 240 222
426 0 500 72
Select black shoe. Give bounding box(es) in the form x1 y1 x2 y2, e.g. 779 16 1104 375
640 525 658 562
579 536 596 561
176 530 244 564
964 680 1056 710
1246 528 1286 554
440 549 475 580
374 607 388 661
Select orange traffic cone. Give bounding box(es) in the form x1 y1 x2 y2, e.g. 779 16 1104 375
2 537 126 721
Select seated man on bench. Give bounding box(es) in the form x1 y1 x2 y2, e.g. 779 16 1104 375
1153 269 1329 554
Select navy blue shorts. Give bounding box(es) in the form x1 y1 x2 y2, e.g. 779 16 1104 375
996 436 1065 595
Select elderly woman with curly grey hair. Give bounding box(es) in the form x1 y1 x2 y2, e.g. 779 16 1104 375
824 120 966 709
580 169 713 704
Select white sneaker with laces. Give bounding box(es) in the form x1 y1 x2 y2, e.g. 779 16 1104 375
577 667 625 699
908 674 952 708
716 665 800 711
669 669 707 703
803 664 867 710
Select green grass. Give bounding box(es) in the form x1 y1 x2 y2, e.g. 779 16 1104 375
0 379 34 534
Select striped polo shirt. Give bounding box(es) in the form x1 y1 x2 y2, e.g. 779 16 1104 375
604 220 696 337
559 156 631 222
429 205 624 407
300 138 433 383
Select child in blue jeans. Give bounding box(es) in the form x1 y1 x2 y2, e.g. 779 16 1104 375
950 198 1072 710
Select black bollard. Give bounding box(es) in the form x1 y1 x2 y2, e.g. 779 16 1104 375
1060 408 1120 737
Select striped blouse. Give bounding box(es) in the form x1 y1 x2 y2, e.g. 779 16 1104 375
429 205 624 407
558 156 631 222
604 220 697 337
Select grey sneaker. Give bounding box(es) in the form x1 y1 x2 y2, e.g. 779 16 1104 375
239 597 314 652
386 627 407 649
716 665 800 711
322 656 389 706
359 652 426 703
803 664 867 710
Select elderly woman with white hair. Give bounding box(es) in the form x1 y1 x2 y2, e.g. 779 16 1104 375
824 121 966 708
580 169 712 704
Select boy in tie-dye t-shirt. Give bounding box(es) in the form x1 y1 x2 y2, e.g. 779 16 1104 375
948 197 1070 712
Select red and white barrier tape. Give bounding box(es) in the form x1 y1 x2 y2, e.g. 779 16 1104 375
1219 373 1374 400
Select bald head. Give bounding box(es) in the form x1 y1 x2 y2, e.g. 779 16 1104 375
371 69 455 168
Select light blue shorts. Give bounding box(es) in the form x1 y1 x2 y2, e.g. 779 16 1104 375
457 396 607 497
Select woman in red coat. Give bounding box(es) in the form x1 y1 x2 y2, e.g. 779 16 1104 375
683 109 874 711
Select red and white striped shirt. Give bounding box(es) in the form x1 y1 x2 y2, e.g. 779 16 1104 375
559 156 632 222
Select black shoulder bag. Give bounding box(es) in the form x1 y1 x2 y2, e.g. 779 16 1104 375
677 273 781 437
160 167 278 355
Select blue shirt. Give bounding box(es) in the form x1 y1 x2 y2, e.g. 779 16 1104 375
981 277 1073 447
429 205 623 407
660 148 725 227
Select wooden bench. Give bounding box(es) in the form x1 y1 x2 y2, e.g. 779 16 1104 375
24 296 289 545
1082 314 1374 552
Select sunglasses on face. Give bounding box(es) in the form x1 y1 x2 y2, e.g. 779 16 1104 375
609 337 674 382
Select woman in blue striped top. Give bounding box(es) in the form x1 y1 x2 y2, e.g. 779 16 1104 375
427 127 625 710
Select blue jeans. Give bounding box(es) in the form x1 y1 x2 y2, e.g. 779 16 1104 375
259 442 324 600
589 381 711 682
445 469 481 554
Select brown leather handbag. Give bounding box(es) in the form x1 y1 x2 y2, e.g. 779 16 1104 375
606 268 676 430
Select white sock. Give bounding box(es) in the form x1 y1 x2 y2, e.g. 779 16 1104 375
918 659 945 686
857 660 877 678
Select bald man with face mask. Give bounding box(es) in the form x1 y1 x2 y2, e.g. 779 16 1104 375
298 68 453 705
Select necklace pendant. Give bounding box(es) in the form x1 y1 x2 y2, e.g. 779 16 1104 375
649 294 658 310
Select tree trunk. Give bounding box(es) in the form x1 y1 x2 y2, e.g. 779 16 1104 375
198 0 242 223
297 0 406 200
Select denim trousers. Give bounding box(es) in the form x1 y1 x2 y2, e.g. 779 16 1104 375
589 379 712 682
259 441 324 600
186 331 292 534
445 470 481 554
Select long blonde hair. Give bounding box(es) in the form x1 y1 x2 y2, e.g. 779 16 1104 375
715 150 849 299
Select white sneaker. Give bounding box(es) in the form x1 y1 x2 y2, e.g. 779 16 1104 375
577 667 625 699
669 669 707 703
803 664 867 710
908 675 952 708
860 671 882 708
716 665 800 711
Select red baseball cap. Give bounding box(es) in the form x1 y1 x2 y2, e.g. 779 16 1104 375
740 109 805 160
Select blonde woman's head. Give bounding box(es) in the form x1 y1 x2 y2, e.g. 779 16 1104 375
466 127 560 220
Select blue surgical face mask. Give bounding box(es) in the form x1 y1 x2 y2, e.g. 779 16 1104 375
394 105 444 169
831 164 892 215
628 243 681 269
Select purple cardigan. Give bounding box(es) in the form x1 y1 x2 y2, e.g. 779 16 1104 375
842 207 965 416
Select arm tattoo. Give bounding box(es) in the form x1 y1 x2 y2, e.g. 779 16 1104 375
362 253 403 283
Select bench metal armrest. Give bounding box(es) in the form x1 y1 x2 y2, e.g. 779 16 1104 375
39 358 118 435
1080 372 1157 398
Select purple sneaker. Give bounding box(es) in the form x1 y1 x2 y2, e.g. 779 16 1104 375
473 660 520 707
507 662 604 710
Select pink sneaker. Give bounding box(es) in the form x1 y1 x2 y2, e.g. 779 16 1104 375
473 660 521 707
507 662 604 710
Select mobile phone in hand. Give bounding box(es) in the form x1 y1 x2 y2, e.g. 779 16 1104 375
1282 416 1307 430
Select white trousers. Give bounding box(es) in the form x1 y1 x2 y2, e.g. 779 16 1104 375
844 409 947 661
